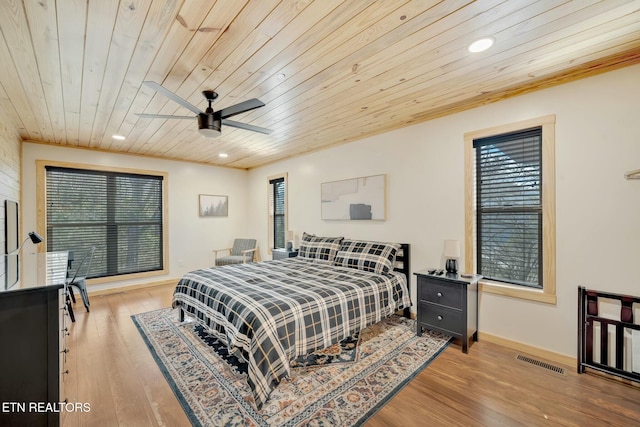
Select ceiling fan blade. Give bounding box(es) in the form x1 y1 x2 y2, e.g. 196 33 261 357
142 81 203 115
136 114 195 119
223 119 273 135
219 98 265 119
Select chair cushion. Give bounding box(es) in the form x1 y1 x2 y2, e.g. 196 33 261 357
215 255 248 266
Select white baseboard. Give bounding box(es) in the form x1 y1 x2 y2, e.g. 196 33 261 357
87 279 178 297
407 310 575 368
479 331 575 368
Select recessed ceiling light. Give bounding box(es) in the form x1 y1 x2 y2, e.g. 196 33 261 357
219 153 228 158
112 134 126 140
276 73 286 80
468 37 494 53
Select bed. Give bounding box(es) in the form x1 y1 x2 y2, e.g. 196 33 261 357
172 235 411 409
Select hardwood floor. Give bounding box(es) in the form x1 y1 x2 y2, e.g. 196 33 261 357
62 284 640 426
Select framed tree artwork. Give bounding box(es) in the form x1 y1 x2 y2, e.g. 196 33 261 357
199 194 228 217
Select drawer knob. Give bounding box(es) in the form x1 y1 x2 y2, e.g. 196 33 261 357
437 315 443 321
436 292 443 297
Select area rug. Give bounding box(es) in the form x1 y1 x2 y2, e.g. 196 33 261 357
132 308 451 427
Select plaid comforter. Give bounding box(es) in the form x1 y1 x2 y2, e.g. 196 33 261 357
172 257 411 409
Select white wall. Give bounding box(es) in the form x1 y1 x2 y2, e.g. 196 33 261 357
21 143 249 292
0 112 21 288
247 64 640 358
15 64 639 356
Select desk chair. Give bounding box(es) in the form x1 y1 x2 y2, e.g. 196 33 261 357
66 246 96 312
64 253 76 322
213 238 257 266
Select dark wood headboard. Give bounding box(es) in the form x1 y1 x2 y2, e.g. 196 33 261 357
393 243 410 279
394 243 411 318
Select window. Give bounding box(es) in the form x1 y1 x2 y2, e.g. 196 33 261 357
475 128 542 288
268 173 287 251
42 163 167 280
465 115 556 304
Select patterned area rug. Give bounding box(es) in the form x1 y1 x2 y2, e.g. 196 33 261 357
132 308 451 427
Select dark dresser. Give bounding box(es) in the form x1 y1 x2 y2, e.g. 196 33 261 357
0 252 70 426
415 269 481 353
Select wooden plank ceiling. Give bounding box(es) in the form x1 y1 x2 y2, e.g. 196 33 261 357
1 0 639 169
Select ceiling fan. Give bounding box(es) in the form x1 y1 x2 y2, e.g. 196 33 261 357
137 81 272 138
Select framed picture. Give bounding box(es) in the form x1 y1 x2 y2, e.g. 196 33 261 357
321 174 386 220
199 194 228 217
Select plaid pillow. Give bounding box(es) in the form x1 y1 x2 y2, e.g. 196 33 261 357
335 240 400 274
297 232 344 264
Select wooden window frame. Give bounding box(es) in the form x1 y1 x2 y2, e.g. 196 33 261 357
36 160 169 285
464 115 556 304
267 172 288 254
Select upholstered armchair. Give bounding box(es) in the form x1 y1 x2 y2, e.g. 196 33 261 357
213 238 258 266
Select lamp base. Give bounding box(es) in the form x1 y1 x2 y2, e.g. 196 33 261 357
286 241 293 251
445 259 458 274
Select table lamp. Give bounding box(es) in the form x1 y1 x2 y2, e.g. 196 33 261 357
444 239 460 274
6 231 43 255
285 230 294 251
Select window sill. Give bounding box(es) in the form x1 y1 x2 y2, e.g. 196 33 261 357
86 268 169 285
479 279 557 305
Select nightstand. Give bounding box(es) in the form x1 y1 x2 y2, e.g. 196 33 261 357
272 248 298 260
414 270 481 353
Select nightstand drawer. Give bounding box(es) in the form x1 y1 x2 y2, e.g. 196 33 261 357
415 269 481 353
419 302 463 335
418 279 463 309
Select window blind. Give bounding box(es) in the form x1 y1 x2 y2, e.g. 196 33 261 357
474 127 542 288
45 166 164 278
268 177 286 249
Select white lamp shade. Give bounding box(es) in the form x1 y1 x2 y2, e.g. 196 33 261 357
444 239 461 258
286 230 294 241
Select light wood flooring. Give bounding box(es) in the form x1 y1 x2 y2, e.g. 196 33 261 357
61 284 640 426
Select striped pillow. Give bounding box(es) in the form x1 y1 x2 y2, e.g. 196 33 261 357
335 240 400 274
297 232 344 264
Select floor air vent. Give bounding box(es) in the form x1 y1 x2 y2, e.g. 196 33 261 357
516 354 565 375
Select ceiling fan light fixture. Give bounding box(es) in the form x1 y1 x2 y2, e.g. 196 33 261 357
138 82 271 135
198 113 221 138
468 37 494 53
199 127 221 138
